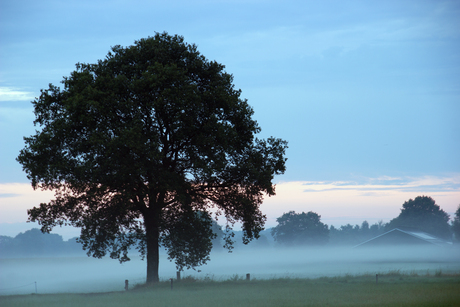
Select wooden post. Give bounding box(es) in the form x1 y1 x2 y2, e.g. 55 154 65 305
125 279 129 291
376 274 378 284
177 271 181 281
170 278 173 290
246 273 250 281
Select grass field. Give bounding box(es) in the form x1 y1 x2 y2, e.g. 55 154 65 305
1 272 460 307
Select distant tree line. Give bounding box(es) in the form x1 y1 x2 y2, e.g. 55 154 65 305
329 220 386 246
2 196 460 258
0 228 84 258
215 196 459 248
270 196 460 247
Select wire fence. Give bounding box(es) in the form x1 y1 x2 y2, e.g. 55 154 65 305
0 281 37 293
0 277 148 294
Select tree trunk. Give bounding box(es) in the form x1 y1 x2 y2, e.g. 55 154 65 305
144 212 160 283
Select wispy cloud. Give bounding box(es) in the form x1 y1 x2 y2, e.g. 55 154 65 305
302 175 460 193
0 87 35 102
206 8 458 64
0 183 54 223
0 193 21 198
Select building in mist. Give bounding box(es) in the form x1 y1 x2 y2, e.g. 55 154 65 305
354 228 452 248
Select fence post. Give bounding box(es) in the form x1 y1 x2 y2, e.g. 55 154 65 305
376 274 378 284
125 279 129 291
246 273 250 281
170 278 173 290
35 281 37 294
177 271 181 281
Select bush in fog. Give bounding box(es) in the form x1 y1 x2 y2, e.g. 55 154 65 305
271 211 329 246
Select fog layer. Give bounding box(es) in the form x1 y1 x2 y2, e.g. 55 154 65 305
1 244 459 295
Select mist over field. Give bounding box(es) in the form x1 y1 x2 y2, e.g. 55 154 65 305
1 244 459 295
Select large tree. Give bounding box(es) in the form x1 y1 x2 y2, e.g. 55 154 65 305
271 211 329 246
385 196 451 240
17 33 288 283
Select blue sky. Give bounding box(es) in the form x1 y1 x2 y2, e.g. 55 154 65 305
1 0 459 239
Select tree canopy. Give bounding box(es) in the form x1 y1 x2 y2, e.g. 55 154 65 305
385 196 451 239
271 211 329 246
17 32 288 283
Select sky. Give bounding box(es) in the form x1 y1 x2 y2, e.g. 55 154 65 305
1 0 459 240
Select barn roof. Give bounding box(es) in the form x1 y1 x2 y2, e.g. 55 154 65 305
354 228 452 248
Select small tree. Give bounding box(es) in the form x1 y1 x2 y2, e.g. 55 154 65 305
17 32 288 283
368 220 386 238
386 196 451 239
271 211 329 246
360 220 370 234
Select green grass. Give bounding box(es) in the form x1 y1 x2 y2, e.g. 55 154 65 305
1 272 460 307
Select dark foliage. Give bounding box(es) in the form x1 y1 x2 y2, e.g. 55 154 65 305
161 211 216 271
